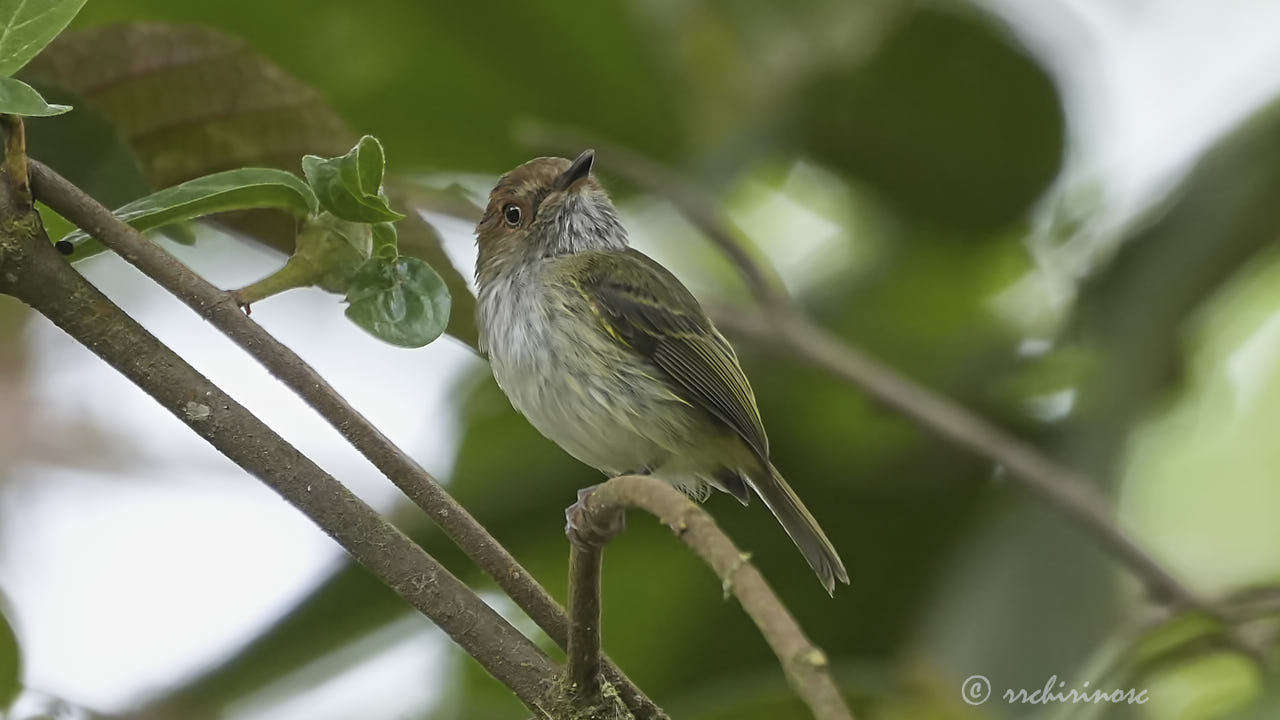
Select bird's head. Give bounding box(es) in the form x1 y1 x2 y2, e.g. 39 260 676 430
475 149 627 284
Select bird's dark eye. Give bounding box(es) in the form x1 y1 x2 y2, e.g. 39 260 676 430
503 203 522 226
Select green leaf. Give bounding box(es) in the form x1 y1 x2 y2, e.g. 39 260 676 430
59 168 320 250
0 75 68 115
303 136 405 224
0 602 20 711
0 0 87 76
344 256 450 348
388 190 479 349
350 134 383 199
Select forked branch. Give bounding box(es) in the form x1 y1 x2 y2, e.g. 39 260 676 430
568 476 855 720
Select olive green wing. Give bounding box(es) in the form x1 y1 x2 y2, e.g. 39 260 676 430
568 248 770 463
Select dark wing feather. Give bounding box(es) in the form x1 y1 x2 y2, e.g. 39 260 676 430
569 249 770 463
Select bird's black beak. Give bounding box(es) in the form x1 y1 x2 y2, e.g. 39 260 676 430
556 149 595 191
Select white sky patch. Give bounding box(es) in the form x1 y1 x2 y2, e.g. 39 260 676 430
227 617 448 720
980 0 1280 227
0 468 339 709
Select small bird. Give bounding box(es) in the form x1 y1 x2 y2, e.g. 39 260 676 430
475 150 848 593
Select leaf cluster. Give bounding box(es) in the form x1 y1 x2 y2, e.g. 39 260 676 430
56 135 451 348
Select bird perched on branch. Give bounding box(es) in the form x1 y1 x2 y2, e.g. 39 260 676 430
475 150 848 593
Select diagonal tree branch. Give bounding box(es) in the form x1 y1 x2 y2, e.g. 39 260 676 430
0 135 561 715
569 475 855 720
27 159 667 720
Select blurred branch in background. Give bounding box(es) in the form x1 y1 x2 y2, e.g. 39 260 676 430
716 306 1197 604
27 160 668 720
0 128 563 715
570 475 855 720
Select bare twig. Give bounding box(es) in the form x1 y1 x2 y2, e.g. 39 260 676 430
567 542 606 700
27 160 667 719
0 144 560 714
574 475 855 720
564 491 628 704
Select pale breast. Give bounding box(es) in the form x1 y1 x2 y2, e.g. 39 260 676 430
477 263 697 475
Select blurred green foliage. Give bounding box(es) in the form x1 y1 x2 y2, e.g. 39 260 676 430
5 1 1280 719
798 7 1063 234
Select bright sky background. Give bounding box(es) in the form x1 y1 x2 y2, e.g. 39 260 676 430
5 1 1280 717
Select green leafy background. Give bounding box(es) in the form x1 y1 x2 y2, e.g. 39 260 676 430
1 1 1279 719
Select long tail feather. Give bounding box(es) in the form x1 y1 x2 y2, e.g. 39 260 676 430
745 464 849 595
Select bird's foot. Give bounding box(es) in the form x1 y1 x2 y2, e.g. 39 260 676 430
565 484 626 548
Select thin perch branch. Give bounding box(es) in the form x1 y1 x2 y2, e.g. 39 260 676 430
567 543 605 698
574 475 855 720
565 490 628 703
28 159 667 720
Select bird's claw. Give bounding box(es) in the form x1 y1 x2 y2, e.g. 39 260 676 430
565 484 626 548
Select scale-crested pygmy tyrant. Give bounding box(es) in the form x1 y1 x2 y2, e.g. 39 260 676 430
475 150 848 593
